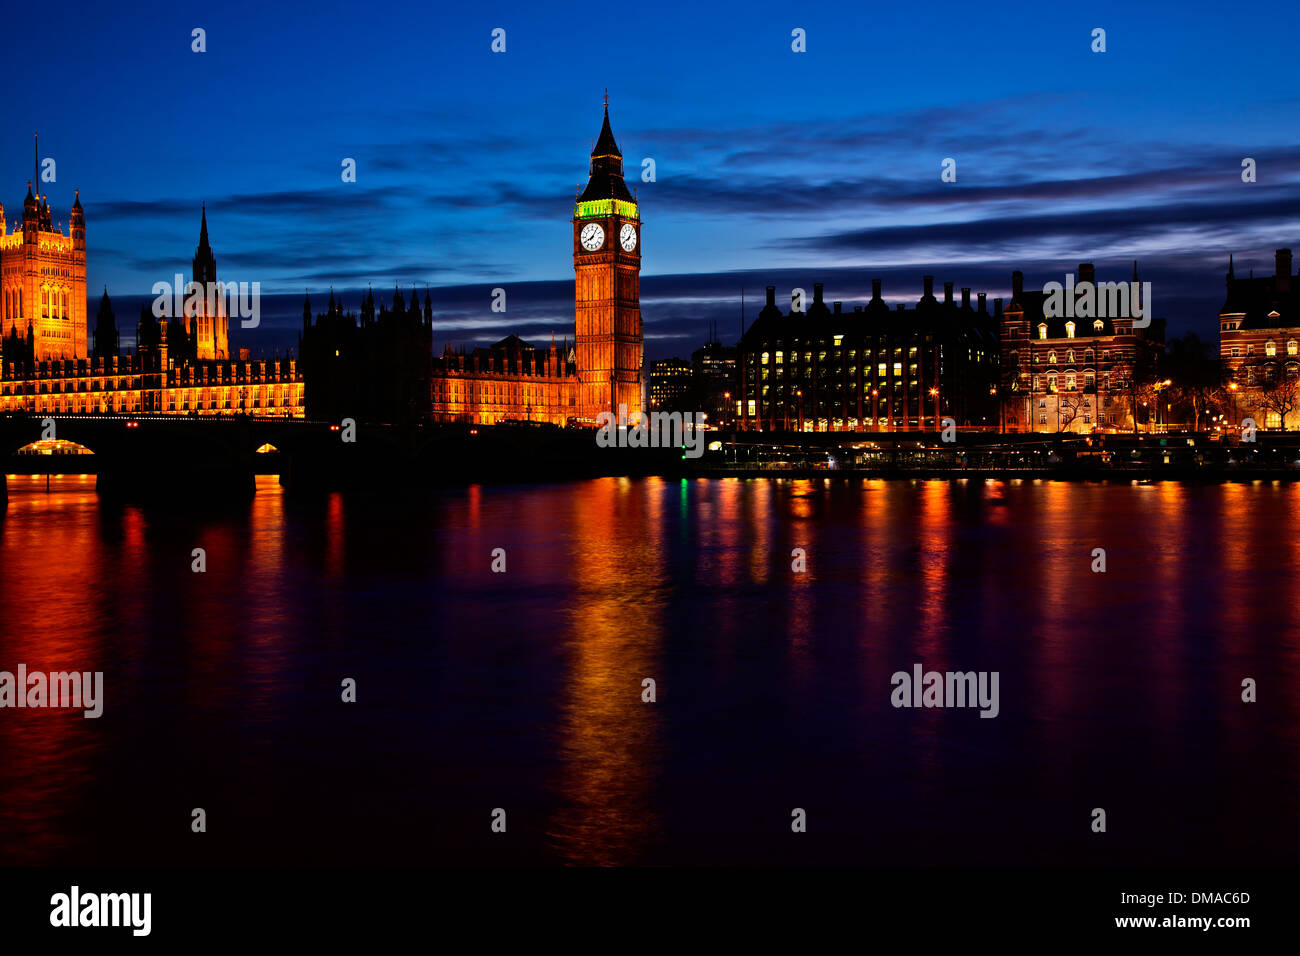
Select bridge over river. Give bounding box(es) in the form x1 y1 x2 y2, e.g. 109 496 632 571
0 414 671 504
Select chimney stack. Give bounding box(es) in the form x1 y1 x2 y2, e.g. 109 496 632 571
1011 271 1023 297
1277 249 1293 292
923 275 934 298
813 282 824 304
765 286 775 307
871 278 882 300
994 297 1003 319
833 301 841 314
978 292 987 313
1079 262 1095 285
961 287 971 309
944 281 954 304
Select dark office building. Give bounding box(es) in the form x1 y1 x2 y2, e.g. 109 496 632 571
691 337 738 426
649 358 693 411
738 279 999 431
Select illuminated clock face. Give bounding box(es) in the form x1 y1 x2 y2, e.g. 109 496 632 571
620 223 637 251
580 222 605 251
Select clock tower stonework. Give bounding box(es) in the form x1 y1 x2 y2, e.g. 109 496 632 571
573 101 643 423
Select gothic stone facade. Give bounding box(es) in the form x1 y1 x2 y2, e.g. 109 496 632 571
0 184 87 361
428 103 643 426
0 202 303 417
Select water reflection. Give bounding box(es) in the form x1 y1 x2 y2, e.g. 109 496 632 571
0 474 1296 865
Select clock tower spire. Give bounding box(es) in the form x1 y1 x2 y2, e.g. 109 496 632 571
573 97 642 423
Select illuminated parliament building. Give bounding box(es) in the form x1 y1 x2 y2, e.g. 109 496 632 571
427 101 644 426
0 188 303 417
4 103 642 426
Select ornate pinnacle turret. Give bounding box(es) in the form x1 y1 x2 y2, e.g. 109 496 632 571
193 203 216 285
578 97 634 204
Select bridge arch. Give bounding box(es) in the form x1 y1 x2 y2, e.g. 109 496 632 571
13 438 96 456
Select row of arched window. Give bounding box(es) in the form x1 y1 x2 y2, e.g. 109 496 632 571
1009 348 1102 366
1038 320 1106 339
1 287 20 322
0 285 73 321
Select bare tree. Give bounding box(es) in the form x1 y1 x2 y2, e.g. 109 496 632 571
1057 391 1086 431
1254 374 1300 430
1164 332 1225 431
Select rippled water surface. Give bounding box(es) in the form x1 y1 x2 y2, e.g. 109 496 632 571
1 475 1296 865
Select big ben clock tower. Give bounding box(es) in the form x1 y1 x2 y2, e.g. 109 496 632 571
573 96 643 423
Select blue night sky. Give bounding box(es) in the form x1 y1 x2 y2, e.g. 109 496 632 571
4 0 1298 359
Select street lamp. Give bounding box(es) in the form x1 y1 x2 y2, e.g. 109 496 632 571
872 388 879 431
1228 382 1239 431
1151 378 1172 432
796 388 803 433
929 386 939 430
1050 382 1059 432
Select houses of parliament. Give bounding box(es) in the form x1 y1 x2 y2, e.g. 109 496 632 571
1 103 645 426
0 180 304 417
423 100 644 425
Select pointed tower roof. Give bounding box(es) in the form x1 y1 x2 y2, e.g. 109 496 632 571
579 97 634 204
197 202 211 253
591 94 620 159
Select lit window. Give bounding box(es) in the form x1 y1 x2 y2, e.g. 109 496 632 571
1038 324 1047 339
1093 320 1103 332
1065 321 1076 338
1289 339 1298 355
1266 340 1277 356
1047 351 1056 364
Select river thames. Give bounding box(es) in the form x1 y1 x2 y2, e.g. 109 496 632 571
1 474 1296 866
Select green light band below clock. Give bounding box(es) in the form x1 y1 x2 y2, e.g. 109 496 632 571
574 199 639 220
